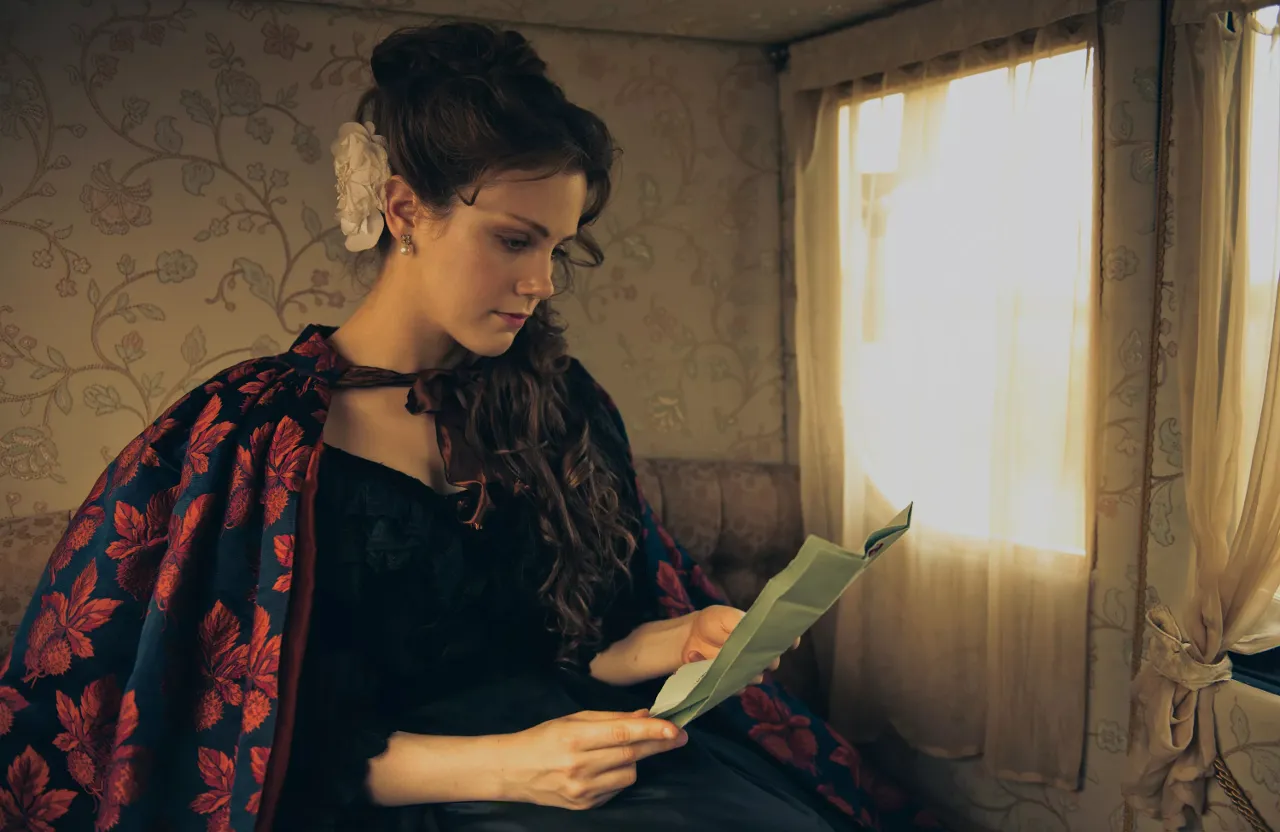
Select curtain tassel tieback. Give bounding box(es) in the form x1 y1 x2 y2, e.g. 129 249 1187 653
1144 605 1233 690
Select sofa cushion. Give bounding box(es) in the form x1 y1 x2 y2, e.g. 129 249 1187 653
633 458 804 609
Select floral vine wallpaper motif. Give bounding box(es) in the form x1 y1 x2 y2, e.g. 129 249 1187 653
0 0 786 516
270 0 897 43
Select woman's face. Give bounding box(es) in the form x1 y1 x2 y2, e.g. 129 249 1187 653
389 170 587 359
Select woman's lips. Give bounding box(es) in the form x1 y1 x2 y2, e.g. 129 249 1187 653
495 312 529 329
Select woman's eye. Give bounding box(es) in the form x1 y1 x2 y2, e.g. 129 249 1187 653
499 236 529 252
552 246 569 260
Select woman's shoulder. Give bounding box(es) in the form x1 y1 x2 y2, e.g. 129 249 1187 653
559 356 635 473
115 351 319 470
561 357 624 431
560 357 621 420
162 352 310 423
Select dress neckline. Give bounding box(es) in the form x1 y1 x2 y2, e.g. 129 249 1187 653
320 443 467 501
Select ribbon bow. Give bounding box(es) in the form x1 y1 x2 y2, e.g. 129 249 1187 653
334 364 497 529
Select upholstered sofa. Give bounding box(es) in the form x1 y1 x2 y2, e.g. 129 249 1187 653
0 458 821 708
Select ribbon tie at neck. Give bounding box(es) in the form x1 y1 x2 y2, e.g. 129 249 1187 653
334 364 496 529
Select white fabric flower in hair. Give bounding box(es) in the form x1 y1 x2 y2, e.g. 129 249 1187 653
331 121 391 252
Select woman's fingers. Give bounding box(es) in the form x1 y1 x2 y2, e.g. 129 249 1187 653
584 732 688 774
573 716 681 752
568 709 650 722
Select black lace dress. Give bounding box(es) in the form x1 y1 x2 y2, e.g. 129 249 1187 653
272 444 852 832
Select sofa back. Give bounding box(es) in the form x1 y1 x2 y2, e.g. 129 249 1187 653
0 458 818 702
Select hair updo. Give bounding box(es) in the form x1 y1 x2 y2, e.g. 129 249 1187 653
356 22 614 266
355 23 633 664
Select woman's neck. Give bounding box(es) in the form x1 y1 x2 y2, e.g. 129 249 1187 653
329 279 467 373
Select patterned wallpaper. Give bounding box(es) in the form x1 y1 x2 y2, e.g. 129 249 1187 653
0 0 786 518
271 0 902 44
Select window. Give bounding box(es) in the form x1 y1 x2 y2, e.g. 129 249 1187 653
836 48 1096 555
1239 4 1280 568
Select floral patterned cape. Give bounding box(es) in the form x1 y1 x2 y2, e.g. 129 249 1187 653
0 325 944 831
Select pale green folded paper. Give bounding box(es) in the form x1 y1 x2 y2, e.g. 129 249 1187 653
650 504 913 727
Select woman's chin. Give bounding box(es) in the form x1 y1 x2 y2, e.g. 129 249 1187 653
462 332 518 359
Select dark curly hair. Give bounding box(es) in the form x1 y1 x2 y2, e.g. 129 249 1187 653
355 22 633 663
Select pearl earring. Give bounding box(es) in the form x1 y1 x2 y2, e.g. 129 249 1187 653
399 233 414 255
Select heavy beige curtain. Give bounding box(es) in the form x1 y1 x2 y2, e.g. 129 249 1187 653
1125 5 1280 826
792 16 1096 788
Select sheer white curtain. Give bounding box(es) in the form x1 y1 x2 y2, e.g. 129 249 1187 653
1126 5 1280 826
795 26 1097 787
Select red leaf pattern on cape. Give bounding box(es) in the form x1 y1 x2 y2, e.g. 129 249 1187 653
86 469 108 505
154 493 215 614
0 683 26 739
272 535 293 593
23 561 123 683
196 602 247 731
0 747 77 831
48 505 105 584
241 606 280 733
262 417 309 526
830 734 907 814
0 653 26 738
245 747 269 814
225 363 255 385
111 415 177 490
97 690 142 831
191 747 234 832
179 396 235 491
829 736 863 786
226 425 271 529
653 519 687 570
236 370 280 410
53 677 122 796
106 488 175 599
740 686 819 773
654 561 694 618
292 332 338 371
817 783 854 817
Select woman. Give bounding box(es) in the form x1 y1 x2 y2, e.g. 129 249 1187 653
0 22 943 832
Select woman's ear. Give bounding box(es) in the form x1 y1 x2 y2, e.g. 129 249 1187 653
383 176 420 239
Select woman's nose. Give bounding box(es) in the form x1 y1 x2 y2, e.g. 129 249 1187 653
516 259 556 300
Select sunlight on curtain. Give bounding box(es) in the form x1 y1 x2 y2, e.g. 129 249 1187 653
1241 5 1280 552
837 49 1095 556
817 43 1096 785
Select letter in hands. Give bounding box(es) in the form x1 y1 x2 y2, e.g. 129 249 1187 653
680 605 802 685
503 709 687 810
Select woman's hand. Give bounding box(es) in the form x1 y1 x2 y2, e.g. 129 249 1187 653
497 709 687 810
679 605 802 685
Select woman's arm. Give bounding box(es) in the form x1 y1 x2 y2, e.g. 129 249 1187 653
366 712 686 808
366 731 510 805
588 615 691 687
